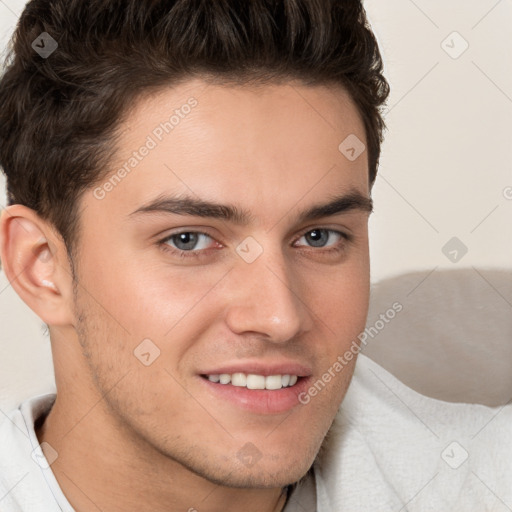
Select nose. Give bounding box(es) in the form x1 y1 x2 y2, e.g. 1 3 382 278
224 247 313 344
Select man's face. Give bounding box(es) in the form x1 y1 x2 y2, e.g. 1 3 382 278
70 78 371 487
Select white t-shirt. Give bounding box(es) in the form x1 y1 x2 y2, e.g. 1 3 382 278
2 354 512 511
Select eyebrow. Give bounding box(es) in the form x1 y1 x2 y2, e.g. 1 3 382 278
128 190 373 225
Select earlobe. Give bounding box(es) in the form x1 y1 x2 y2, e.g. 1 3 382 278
0 205 74 326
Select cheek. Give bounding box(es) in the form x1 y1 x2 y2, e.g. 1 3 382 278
80 242 226 339
307 261 370 346
73 255 229 390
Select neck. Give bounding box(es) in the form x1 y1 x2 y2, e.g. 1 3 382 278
36 394 289 512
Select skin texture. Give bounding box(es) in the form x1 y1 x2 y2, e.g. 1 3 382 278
0 78 371 512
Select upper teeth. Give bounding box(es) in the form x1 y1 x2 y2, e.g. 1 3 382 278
207 373 298 390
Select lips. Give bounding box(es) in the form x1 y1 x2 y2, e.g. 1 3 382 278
197 361 313 414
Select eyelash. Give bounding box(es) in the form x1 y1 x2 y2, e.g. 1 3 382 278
157 228 351 260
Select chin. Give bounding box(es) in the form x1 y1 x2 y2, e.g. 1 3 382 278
194 460 313 489
168 436 321 490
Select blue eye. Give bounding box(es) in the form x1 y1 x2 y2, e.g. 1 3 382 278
296 229 345 248
163 232 214 252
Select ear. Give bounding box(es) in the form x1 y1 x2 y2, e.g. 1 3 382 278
0 205 75 326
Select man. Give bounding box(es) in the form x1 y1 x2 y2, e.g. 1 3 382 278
0 0 389 510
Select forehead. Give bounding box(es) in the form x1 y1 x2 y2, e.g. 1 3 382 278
87 78 369 223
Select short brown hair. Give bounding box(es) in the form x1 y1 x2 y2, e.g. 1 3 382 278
0 0 389 260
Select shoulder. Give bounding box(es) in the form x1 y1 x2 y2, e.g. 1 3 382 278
313 354 512 511
0 393 61 512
